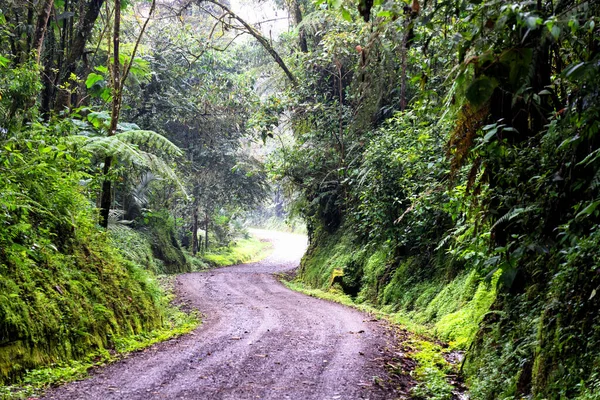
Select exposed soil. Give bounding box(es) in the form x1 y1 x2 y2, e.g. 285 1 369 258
41 230 413 399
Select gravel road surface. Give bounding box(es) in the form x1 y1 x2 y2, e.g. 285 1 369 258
41 230 402 400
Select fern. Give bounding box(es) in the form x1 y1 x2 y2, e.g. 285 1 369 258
113 129 182 158
297 10 332 35
491 205 538 231
64 128 185 194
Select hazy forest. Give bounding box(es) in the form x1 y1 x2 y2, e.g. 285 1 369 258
0 0 599 398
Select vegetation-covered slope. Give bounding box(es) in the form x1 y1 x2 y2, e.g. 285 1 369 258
0 89 164 383
0 0 269 389
268 0 600 398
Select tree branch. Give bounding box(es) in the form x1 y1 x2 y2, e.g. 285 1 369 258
197 0 297 86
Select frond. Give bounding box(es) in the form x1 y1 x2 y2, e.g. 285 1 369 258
113 129 182 158
65 128 186 194
491 205 538 231
297 10 332 35
131 172 158 208
142 151 188 197
82 136 149 166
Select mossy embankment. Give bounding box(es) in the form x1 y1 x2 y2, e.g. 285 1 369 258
290 223 497 398
0 222 199 394
0 198 197 396
200 235 274 268
298 225 497 348
294 218 600 399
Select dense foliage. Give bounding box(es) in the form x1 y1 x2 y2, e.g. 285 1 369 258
1 0 599 397
0 0 271 387
268 0 600 398
0 61 166 384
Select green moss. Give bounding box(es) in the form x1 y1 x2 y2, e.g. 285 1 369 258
144 212 190 274
298 228 367 295
434 271 499 348
410 340 455 400
0 231 165 385
0 196 198 389
109 225 161 274
201 236 273 268
0 293 198 399
297 226 498 349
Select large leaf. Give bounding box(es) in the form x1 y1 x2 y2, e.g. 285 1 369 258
465 76 498 106
85 73 104 89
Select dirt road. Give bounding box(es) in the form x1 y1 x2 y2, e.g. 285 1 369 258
41 230 402 399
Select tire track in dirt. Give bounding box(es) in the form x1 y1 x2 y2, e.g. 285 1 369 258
41 230 404 399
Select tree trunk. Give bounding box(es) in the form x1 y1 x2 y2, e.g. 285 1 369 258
98 0 156 227
33 0 54 63
192 204 199 255
41 24 57 117
99 0 121 228
55 0 105 111
292 0 308 53
204 211 209 251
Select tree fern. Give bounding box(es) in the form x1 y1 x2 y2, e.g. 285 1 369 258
113 129 182 158
64 125 185 194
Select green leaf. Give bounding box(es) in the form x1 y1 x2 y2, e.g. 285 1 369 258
576 200 600 218
85 73 104 89
0 55 10 67
564 62 587 80
587 19 595 32
483 128 498 142
465 76 497 106
341 7 352 22
87 111 111 129
550 25 561 40
526 16 541 29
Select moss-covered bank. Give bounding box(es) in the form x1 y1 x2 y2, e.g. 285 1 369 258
298 224 497 349
0 231 159 384
201 236 273 268
0 184 193 388
297 219 600 399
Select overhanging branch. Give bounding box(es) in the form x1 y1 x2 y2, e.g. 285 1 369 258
197 0 297 86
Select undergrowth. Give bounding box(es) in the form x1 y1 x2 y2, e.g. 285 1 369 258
292 224 499 398
0 275 199 400
200 236 273 268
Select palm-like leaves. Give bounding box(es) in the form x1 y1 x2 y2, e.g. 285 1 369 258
66 121 185 194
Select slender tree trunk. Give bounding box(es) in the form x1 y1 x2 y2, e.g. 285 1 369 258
204 211 209 251
33 0 55 63
400 8 418 111
98 0 156 227
26 2 35 55
399 19 409 112
292 0 308 53
41 25 56 116
192 203 199 255
99 0 121 228
55 0 105 111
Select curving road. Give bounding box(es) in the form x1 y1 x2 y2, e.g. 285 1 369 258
41 230 398 400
